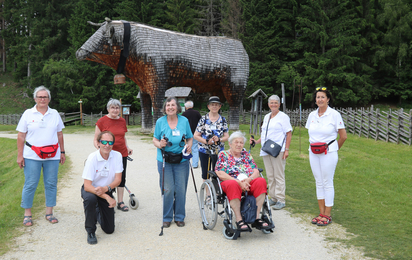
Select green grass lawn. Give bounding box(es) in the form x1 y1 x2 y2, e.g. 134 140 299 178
0 137 71 256
243 125 412 259
1 124 411 258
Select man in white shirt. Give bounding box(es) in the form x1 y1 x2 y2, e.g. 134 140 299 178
81 131 123 245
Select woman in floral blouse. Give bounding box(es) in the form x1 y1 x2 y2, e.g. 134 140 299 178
215 131 269 231
194 96 229 182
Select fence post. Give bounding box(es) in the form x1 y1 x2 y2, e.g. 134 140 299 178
409 109 412 145
367 106 371 139
397 108 403 144
386 109 391 142
359 107 364 137
375 109 380 141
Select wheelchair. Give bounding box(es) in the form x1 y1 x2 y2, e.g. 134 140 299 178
199 169 275 240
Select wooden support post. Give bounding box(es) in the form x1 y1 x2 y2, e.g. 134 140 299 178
78 99 83 125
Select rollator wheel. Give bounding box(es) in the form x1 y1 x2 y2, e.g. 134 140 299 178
222 209 236 240
199 180 218 230
129 195 139 210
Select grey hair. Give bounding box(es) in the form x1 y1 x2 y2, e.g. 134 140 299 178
228 131 246 144
185 100 194 108
107 98 121 110
268 95 280 103
33 86 51 101
162 96 182 114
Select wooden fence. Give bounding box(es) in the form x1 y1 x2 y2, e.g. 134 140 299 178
1 106 411 145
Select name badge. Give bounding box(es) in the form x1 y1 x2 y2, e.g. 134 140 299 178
210 124 216 130
39 120 46 128
172 129 180 136
100 169 109 177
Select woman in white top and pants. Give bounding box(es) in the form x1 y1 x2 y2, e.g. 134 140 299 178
250 95 292 210
305 87 347 226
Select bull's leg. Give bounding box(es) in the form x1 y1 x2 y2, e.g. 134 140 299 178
225 84 246 131
151 88 165 128
140 92 153 132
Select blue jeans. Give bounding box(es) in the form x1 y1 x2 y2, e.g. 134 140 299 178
191 139 199 167
157 160 189 222
21 159 60 209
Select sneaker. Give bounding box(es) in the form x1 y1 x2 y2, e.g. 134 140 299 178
272 201 285 210
87 232 97 245
268 199 277 206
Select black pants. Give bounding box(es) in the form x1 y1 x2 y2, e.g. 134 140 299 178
81 185 115 234
199 152 218 180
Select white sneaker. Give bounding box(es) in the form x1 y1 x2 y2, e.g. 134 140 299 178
268 199 277 206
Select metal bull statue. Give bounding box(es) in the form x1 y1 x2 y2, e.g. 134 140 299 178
76 18 249 131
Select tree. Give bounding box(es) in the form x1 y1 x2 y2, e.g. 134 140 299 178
164 0 199 34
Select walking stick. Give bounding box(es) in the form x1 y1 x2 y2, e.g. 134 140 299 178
183 137 205 228
159 147 165 236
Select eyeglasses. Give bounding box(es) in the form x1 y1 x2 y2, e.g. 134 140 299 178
100 140 114 145
36 96 49 99
316 87 327 91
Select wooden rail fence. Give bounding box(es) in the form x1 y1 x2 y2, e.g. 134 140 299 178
1 106 411 145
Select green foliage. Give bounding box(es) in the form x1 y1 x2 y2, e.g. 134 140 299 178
164 0 200 34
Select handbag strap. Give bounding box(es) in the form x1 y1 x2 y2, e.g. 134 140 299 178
264 116 286 147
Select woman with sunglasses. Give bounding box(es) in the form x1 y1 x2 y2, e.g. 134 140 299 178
305 87 347 226
94 99 133 212
153 97 193 228
16 86 66 226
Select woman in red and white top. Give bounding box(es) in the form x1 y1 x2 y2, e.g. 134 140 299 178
94 99 133 212
305 87 347 226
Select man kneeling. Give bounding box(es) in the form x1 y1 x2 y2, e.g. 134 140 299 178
81 131 123 245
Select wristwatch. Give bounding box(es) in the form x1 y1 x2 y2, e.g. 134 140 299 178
107 186 112 193
61 151 65 154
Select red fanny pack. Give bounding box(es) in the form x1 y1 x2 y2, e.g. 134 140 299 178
310 140 335 155
26 142 59 159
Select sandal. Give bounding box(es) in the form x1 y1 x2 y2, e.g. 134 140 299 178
251 218 270 230
117 202 129 212
23 216 32 226
236 220 249 231
311 214 322 224
316 214 332 226
45 214 58 224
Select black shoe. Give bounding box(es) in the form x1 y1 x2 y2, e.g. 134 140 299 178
87 232 97 245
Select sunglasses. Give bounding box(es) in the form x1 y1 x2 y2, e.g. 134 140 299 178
100 140 114 145
316 87 327 91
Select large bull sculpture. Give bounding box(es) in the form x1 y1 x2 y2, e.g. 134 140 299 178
76 19 249 131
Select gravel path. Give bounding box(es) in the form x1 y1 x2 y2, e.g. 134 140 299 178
0 133 371 260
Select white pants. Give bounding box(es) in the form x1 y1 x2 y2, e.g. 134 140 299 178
263 153 286 203
309 151 338 207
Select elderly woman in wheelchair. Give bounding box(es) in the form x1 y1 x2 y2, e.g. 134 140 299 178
199 131 274 239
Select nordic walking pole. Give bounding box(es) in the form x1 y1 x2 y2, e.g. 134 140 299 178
159 135 169 236
249 135 255 153
183 137 204 228
159 147 165 236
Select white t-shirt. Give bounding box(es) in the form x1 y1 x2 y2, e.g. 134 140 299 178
260 111 293 156
305 106 345 152
16 105 65 160
82 150 123 187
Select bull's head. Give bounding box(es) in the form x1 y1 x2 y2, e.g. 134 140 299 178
76 18 130 84
75 18 127 62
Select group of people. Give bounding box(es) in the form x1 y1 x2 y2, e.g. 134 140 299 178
16 85 346 245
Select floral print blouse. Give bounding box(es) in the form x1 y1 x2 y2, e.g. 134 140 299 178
196 113 228 154
215 150 257 179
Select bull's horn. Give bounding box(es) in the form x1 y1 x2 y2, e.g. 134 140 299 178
105 17 112 23
87 21 104 26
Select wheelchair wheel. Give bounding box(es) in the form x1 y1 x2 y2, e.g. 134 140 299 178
129 195 139 210
260 200 274 234
222 208 236 240
199 180 218 230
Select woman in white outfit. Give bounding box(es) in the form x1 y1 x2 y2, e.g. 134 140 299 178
305 87 347 226
250 95 292 210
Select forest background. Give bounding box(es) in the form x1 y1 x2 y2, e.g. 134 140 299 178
1 0 412 114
